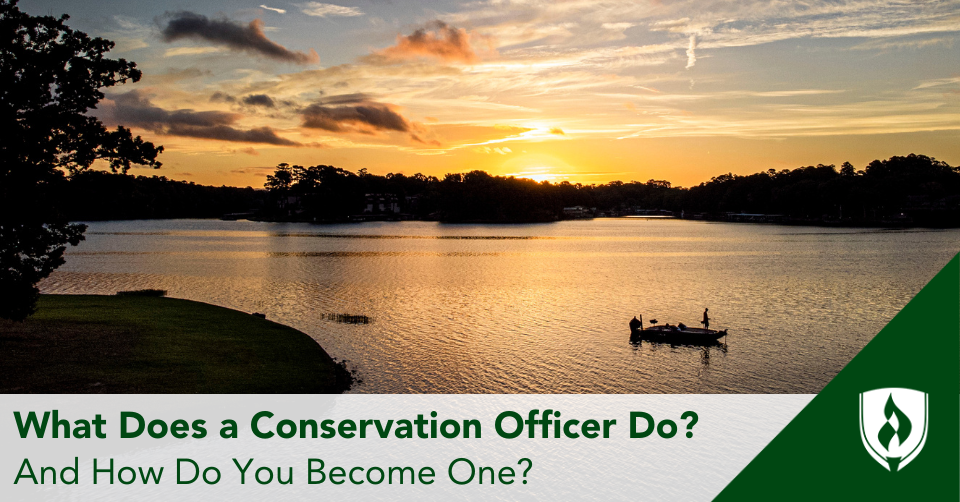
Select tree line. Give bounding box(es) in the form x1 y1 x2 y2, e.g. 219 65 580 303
254 154 960 225
45 154 960 227
61 170 261 220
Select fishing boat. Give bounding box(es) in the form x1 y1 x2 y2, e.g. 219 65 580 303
632 325 728 345
629 315 728 345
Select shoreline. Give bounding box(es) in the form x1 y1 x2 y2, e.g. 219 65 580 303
0 295 354 394
68 215 957 229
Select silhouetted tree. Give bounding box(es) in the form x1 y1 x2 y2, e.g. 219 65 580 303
1 0 162 320
265 163 293 192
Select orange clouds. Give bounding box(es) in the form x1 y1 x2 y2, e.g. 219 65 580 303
371 20 495 64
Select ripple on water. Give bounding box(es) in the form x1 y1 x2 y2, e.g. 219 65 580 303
43 219 960 393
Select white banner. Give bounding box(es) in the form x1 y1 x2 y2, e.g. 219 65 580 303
3 395 812 501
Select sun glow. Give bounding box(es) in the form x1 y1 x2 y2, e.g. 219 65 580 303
510 167 565 182
501 153 579 183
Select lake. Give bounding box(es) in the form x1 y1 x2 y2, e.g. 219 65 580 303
39 219 960 394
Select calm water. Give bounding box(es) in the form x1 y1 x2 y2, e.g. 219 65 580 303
39 219 959 394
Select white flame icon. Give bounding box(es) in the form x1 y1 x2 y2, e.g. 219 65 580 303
860 388 928 472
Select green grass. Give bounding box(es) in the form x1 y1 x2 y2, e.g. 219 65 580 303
0 295 353 393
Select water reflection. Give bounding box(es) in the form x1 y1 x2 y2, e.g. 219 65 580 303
268 251 504 258
40 218 960 394
272 233 553 240
628 335 728 351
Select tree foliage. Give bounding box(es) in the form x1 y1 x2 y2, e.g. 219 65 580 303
1 0 162 320
258 154 960 226
62 171 261 220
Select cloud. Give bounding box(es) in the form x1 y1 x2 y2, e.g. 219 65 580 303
161 11 319 64
170 124 300 144
409 133 441 146
912 76 960 90
242 94 276 107
143 67 212 85
477 145 514 155
319 92 372 105
301 99 411 133
549 127 565 135
260 5 286 14
602 22 635 31
369 20 495 64
494 125 535 134
164 46 223 57
852 36 955 51
299 95 437 144
685 34 697 69
297 2 363 17
111 91 238 127
99 15 151 53
210 91 236 103
652 18 692 33
105 91 301 146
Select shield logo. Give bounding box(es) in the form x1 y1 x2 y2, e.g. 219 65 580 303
859 388 928 472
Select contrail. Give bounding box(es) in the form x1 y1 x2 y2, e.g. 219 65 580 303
260 4 286 14
685 34 697 69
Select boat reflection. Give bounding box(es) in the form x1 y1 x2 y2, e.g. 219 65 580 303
629 333 728 351
629 334 728 373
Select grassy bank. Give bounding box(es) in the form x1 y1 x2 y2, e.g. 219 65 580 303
0 295 353 393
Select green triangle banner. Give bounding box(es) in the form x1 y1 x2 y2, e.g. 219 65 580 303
715 255 959 500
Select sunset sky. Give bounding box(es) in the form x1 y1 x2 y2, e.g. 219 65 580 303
24 0 960 187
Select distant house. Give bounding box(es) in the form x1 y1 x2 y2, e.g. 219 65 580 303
364 193 400 214
275 194 304 216
562 206 593 218
630 208 675 216
725 212 784 223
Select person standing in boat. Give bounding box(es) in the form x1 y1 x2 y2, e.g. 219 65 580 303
629 316 642 335
701 308 710 330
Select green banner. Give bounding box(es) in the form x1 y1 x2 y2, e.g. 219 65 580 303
715 255 960 500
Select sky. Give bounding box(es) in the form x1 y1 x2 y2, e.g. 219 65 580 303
22 0 960 187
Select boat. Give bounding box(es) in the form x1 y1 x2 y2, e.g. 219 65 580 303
631 325 728 345
628 315 728 345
